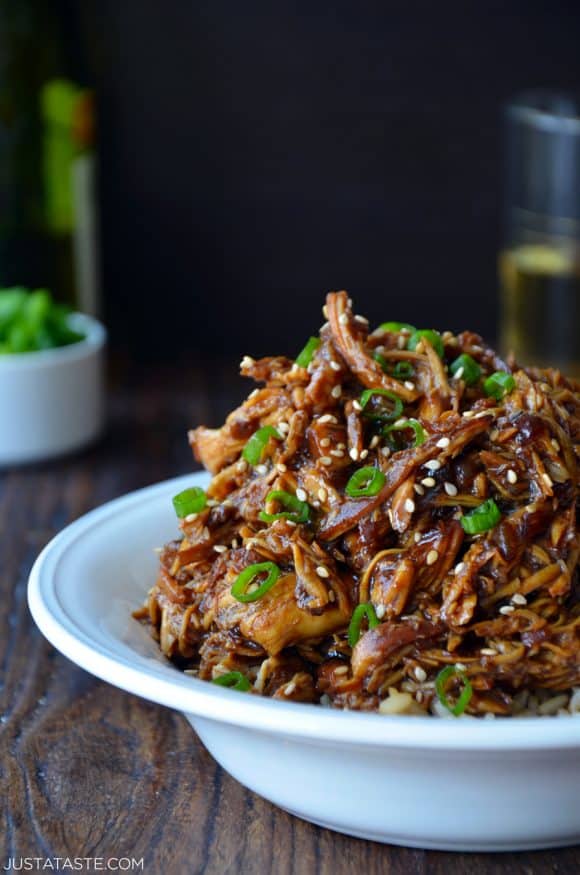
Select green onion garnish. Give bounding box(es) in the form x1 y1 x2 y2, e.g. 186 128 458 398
242 425 282 466
450 353 481 386
348 603 380 647
379 321 416 333
483 370 516 400
383 418 426 450
259 489 310 524
0 287 85 354
407 329 444 358
231 561 281 603
172 487 207 518
393 361 414 380
345 466 386 498
212 671 251 691
359 388 404 423
460 498 501 535
295 336 321 368
435 665 473 716
373 351 389 371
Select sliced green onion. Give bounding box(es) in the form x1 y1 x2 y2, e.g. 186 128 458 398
379 321 416 334
259 489 310 524
483 370 516 400
295 336 321 368
435 665 473 716
359 388 404 423
348 603 380 647
460 498 501 535
383 418 426 450
172 487 207 518
450 353 481 386
231 561 281 603
242 425 281 465
212 671 251 691
345 466 386 498
407 329 444 358
373 351 389 371
393 360 414 380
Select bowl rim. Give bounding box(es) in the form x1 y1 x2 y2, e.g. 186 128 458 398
27 472 580 752
0 312 106 371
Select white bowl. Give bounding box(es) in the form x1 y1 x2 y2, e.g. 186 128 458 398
27 472 580 852
0 313 106 465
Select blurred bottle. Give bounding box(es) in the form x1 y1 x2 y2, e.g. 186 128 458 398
500 91 580 377
0 1 100 314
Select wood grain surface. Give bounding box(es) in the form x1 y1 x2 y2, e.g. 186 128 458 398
1 363 578 875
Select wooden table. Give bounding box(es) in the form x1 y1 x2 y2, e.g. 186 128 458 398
1 363 578 874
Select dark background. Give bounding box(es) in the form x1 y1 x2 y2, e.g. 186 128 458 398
77 2 580 360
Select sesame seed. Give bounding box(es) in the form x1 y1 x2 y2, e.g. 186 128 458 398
404 498 416 513
359 449 369 460
312 500 321 508
462 410 475 418
296 488 307 502
206 499 219 507
248 388 259 399
490 429 499 442
454 367 464 380
202 527 210 540
424 459 441 471
436 437 450 449
330 449 345 457
480 648 497 656
414 532 421 543
320 321 329 331
475 410 490 419
370 435 380 448
214 545 227 553
394 418 407 427
454 562 466 574
375 604 386 619
499 605 515 615
542 473 553 488
506 469 517 484
421 477 436 487
231 539 239 548
347 298 353 307
316 565 330 578
334 665 349 676
354 314 368 324
237 459 248 472
276 463 287 473
256 464 268 475
330 360 341 371
240 355 255 367
331 385 342 399
397 335 406 349
285 682 297 696
320 456 332 466
414 666 427 683
328 590 335 602
426 550 439 566
349 447 359 461
444 482 458 496
414 484 425 496
337 442 346 449
277 421 290 433
352 400 362 412
404 381 415 391
319 414 336 424
511 593 527 606
455 663 467 672
320 437 331 447
322 305 329 319
339 313 349 325
551 439 560 453
184 513 198 523
381 446 391 456
318 488 327 502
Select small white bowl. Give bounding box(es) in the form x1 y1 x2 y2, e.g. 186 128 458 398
27 473 580 852
0 313 106 465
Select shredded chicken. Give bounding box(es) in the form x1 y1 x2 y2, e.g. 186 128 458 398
136 292 580 716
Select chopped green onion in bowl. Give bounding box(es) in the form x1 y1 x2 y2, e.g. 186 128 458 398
0 287 86 354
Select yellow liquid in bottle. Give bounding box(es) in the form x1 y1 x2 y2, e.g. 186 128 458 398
499 243 580 377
